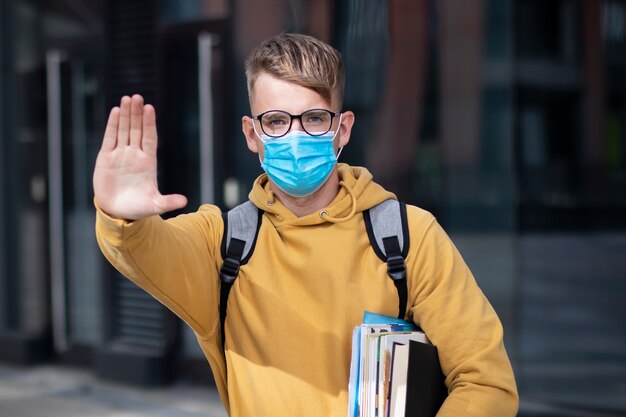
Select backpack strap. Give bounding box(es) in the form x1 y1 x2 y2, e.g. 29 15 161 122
363 199 410 319
220 201 262 349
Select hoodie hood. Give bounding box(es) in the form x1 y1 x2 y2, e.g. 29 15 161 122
248 163 396 227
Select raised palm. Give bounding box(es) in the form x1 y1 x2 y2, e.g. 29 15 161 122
93 95 187 220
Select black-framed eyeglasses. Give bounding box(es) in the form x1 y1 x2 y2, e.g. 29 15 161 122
253 109 341 138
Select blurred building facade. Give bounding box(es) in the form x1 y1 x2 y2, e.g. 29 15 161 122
0 0 624 415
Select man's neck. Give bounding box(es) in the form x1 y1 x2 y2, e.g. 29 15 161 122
270 168 341 217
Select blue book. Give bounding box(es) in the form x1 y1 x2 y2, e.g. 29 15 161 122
362 311 418 328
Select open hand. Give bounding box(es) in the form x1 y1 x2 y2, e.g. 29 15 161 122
93 95 187 220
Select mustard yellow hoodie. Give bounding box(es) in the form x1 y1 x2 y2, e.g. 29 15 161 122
95 164 518 417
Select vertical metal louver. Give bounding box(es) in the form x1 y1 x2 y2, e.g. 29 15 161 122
107 0 158 105
114 279 169 349
106 0 173 350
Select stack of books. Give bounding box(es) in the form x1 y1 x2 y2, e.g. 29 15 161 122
348 312 447 417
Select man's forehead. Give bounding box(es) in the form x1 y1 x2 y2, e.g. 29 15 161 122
249 74 337 113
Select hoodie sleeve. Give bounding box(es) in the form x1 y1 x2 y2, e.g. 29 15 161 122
404 206 519 417
94 201 224 338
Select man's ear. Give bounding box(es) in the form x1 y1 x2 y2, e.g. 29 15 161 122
337 111 355 148
242 116 260 153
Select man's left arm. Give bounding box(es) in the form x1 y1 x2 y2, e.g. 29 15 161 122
405 207 519 417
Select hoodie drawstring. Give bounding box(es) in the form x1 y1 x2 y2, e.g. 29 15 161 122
320 181 357 223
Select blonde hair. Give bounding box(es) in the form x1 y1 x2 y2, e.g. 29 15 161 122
245 33 344 106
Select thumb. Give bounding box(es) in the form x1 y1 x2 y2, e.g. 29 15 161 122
155 194 188 215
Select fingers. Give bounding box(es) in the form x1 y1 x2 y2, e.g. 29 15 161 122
117 96 131 146
101 107 120 151
142 104 158 156
114 94 149 148
129 94 144 148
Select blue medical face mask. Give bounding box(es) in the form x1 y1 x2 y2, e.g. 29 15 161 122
256 121 343 198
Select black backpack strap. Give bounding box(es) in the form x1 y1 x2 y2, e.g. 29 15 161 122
363 199 410 319
220 201 262 349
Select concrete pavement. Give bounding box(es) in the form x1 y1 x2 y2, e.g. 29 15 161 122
0 363 227 417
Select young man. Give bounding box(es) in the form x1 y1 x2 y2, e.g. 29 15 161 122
94 33 518 416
